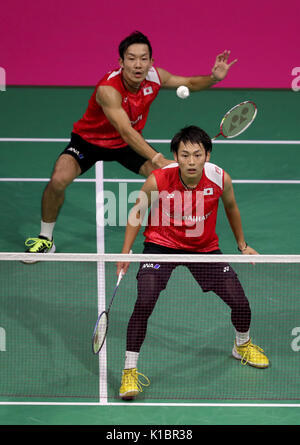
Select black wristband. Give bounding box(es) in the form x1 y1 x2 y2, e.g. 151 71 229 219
237 242 248 252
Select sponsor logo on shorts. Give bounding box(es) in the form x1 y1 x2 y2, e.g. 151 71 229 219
142 263 161 270
67 146 84 159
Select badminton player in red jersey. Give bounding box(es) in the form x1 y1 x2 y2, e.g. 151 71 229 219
25 31 237 257
117 125 269 400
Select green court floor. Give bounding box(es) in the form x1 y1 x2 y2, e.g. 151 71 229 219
0 86 300 425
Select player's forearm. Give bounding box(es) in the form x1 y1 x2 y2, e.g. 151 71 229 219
187 75 219 91
121 221 142 254
121 202 148 253
225 206 246 249
120 127 161 164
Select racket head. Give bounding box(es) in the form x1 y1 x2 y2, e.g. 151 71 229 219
92 310 108 354
219 101 257 139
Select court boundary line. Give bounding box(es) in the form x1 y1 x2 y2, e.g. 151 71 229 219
1 137 300 145
0 401 299 407
1 140 298 408
1 178 300 184
95 162 108 405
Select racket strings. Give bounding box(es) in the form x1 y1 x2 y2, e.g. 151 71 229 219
93 312 108 353
218 101 257 139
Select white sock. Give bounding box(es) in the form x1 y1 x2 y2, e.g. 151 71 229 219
40 221 56 240
235 330 250 346
124 351 139 369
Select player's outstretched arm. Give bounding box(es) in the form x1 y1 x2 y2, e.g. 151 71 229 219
157 50 237 91
96 86 171 169
221 171 258 255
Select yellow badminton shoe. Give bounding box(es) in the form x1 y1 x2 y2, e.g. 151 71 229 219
23 236 56 263
232 339 269 368
119 368 150 400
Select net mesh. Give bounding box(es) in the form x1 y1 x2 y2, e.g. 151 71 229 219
0 253 300 402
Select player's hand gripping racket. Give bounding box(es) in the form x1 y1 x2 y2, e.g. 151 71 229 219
212 100 257 140
92 269 124 354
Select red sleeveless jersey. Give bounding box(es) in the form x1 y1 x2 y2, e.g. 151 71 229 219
72 67 161 149
143 162 224 252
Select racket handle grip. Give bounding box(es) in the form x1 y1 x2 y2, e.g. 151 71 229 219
118 250 132 282
117 270 124 285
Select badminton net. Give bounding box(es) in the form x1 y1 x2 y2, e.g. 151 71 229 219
0 252 300 403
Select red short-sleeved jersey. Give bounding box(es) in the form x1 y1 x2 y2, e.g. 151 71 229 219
143 162 225 252
72 67 161 149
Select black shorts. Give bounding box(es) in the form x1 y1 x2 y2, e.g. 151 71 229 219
59 132 148 175
137 242 238 293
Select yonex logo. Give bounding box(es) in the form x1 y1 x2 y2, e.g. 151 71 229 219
67 147 84 159
130 115 143 126
142 263 160 269
223 266 230 273
229 107 250 132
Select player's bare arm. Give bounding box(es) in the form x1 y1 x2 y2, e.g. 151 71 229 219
221 171 258 255
158 50 237 90
117 174 158 274
96 85 169 169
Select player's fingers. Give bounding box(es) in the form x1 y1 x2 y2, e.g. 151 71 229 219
228 58 238 68
124 262 130 274
216 52 225 62
116 262 124 276
246 250 258 255
242 247 258 265
223 50 229 61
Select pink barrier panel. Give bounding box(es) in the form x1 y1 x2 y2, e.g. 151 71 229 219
0 0 299 88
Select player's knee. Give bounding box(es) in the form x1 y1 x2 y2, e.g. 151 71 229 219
230 290 251 311
138 272 166 295
50 155 81 190
49 174 70 192
238 298 251 315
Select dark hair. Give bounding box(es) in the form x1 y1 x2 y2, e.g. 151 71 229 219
119 31 152 60
170 125 212 155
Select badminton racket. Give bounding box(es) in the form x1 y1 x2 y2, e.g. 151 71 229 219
92 269 124 354
213 100 257 140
